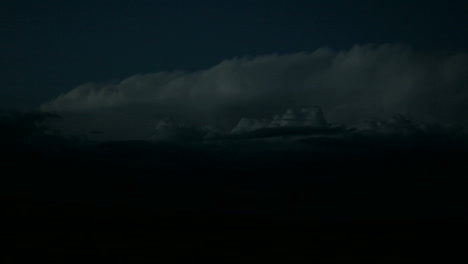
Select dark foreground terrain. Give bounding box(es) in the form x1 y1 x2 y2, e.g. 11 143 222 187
1 112 467 261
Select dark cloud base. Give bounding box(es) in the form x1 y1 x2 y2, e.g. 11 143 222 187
2 111 468 259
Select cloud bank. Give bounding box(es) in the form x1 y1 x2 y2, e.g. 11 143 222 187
41 44 468 139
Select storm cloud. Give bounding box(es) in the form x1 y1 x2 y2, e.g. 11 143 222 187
41 44 468 139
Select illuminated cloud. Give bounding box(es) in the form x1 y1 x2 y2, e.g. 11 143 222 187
41 44 468 139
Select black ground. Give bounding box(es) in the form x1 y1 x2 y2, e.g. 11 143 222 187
1 114 467 261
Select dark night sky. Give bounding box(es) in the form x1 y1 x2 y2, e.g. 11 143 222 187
1 0 468 109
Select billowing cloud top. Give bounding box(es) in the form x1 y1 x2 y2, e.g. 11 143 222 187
231 107 328 134
41 44 468 140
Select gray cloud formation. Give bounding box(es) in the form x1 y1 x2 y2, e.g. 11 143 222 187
41 44 468 139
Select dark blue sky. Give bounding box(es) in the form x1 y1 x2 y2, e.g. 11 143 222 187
1 0 468 109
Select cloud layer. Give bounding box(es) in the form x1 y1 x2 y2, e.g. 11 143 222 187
41 44 468 139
